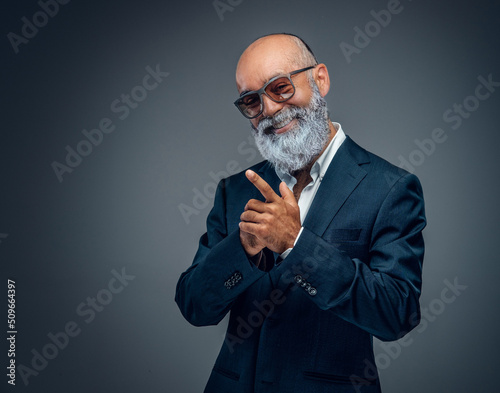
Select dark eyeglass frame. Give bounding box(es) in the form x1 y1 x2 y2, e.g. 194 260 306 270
234 65 316 119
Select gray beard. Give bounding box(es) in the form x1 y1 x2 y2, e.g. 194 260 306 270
251 82 331 175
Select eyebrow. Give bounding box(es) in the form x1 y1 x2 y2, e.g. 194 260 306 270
239 70 286 97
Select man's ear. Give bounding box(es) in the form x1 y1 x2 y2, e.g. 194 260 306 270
314 63 330 97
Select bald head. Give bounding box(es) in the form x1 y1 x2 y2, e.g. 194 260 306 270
236 34 317 94
238 34 317 70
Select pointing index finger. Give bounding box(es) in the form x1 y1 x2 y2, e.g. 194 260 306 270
246 170 280 202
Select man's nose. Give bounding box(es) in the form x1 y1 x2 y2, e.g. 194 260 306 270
261 94 285 118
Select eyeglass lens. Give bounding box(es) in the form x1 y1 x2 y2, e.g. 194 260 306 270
238 77 295 118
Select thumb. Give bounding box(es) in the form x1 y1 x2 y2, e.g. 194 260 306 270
279 182 297 205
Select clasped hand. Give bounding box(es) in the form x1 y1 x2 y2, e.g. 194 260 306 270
239 170 301 256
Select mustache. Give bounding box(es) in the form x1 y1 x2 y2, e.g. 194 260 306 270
256 105 308 135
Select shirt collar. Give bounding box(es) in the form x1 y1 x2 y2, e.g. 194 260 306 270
275 122 346 186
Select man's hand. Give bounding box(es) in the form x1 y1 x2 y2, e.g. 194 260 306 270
239 230 265 257
239 170 301 254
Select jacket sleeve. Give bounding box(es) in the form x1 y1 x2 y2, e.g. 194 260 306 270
278 172 426 341
175 179 267 327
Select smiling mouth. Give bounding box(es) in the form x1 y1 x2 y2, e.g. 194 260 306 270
272 117 299 134
260 115 298 135
273 117 294 129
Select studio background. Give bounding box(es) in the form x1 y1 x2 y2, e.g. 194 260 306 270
1 0 499 392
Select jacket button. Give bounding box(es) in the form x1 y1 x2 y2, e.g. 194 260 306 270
308 287 317 296
294 275 303 284
224 271 242 289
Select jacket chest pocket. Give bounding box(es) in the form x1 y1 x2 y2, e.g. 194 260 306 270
322 228 362 243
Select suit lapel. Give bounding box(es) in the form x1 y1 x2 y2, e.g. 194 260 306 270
303 136 369 237
257 161 281 195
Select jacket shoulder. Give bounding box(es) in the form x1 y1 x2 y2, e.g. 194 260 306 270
344 136 418 189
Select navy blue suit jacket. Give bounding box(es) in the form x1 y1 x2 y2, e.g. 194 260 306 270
175 136 426 392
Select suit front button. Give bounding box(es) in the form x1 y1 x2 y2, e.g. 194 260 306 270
308 287 317 296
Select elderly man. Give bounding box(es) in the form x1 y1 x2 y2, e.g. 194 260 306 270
175 33 426 393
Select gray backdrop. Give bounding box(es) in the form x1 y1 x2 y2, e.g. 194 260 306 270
2 0 500 392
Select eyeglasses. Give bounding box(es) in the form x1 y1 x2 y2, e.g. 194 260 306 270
234 65 316 119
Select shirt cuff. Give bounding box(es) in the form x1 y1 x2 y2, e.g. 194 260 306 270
279 227 304 261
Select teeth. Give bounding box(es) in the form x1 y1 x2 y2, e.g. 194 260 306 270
273 117 293 129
